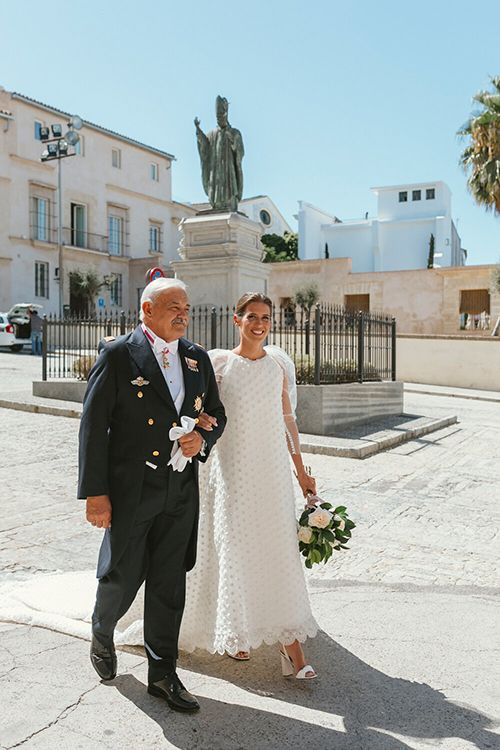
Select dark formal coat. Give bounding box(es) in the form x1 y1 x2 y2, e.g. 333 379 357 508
78 326 226 577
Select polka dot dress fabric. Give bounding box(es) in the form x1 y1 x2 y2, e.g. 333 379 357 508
179 351 318 656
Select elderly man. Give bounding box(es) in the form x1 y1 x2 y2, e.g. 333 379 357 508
78 278 226 712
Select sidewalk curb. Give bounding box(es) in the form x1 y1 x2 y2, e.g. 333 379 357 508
0 399 81 419
301 415 459 458
405 387 500 404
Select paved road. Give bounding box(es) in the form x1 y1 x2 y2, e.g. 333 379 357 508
0 357 499 748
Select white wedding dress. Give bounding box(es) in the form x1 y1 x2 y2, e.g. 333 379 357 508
0 349 317 654
179 349 318 655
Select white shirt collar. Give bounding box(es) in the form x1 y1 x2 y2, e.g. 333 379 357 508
142 324 180 355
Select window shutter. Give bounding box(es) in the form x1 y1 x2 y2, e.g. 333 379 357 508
459 289 490 315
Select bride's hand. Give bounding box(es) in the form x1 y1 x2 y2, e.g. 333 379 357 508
297 471 317 498
197 412 218 431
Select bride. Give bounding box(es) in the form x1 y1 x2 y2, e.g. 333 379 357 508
180 292 318 679
0 292 318 679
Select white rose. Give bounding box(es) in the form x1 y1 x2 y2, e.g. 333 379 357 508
308 508 333 529
297 526 313 544
334 515 346 531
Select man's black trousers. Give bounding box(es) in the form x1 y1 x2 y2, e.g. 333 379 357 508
91 471 196 683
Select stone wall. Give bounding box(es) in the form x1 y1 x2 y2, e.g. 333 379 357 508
397 335 500 391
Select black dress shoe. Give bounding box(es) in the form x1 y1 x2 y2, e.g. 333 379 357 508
148 672 200 712
90 635 117 681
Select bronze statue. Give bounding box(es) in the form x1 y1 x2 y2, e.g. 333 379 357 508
194 96 244 212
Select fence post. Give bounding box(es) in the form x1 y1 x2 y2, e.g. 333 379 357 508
314 305 321 385
42 315 47 381
120 310 126 335
210 307 217 350
391 317 397 381
357 312 364 383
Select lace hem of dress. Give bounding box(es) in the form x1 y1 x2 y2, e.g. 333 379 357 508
180 618 319 656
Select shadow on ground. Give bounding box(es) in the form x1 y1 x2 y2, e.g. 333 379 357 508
111 631 497 750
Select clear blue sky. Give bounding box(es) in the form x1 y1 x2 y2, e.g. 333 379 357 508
1 0 499 264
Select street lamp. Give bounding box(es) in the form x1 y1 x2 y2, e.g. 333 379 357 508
40 115 83 317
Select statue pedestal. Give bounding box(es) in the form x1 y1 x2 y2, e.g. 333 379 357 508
171 212 270 309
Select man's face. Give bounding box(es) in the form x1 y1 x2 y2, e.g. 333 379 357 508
142 287 190 342
217 110 228 128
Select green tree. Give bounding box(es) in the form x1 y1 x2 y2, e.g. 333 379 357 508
294 283 320 355
427 233 435 269
261 231 298 263
69 270 103 316
458 76 500 213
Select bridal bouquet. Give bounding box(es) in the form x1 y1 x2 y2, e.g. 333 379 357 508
297 496 355 568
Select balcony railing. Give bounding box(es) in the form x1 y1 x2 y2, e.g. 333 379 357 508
29 224 128 256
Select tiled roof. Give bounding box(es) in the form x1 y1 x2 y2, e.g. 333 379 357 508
11 92 175 160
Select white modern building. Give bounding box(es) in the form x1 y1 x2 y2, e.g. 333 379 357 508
298 181 465 272
0 85 195 316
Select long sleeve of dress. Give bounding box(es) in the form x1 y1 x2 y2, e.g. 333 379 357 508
281 372 301 456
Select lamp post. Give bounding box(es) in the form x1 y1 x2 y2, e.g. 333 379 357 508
40 116 83 317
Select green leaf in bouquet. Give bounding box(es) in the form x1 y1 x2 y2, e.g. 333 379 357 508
305 559 312 569
322 529 336 542
320 502 332 510
334 506 347 514
345 519 356 530
339 544 350 550
324 544 333 562
311 549 323 564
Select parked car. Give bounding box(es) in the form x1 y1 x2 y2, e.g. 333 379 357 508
0 312 25 351
0 304 43 352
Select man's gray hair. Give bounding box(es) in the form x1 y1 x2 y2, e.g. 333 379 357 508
139 277 188 321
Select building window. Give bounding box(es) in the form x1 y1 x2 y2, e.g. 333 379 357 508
412 190 421 201
35 261 49 298
459 289 490 330
345 294 370 313
426 188 435 200
260 209 271 226
149 223 162 253
108 215 124 255
398 191 408 203
110 273 123 306
34 121 43 140
71 203 87 247
33 197 49 241
112 148 122 169
150 163 159 181
74 134 85 156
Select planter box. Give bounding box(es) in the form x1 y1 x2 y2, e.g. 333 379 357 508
296 381 404 435
33 380 87 403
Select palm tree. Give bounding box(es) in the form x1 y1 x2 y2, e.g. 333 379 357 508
458 76 500 213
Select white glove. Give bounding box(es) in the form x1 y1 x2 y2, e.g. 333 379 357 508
168 416 198 472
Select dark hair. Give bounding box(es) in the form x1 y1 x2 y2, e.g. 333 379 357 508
235 292 273 317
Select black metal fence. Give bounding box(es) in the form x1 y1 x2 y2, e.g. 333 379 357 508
42 305 396 384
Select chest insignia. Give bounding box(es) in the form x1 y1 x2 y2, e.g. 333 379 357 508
194 395 203 412
185 357 199 372
131 376 150 387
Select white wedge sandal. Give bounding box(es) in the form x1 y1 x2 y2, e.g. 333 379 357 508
279 646 317 680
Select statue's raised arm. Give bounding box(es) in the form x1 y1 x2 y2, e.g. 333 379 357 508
194 95 244 213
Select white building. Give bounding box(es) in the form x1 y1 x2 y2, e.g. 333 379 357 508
0 86 194 316
298 181 465 272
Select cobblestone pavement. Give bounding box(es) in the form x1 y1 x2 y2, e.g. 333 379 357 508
0 366 499 748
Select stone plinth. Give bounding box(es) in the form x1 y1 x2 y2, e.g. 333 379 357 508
171 212 270 308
